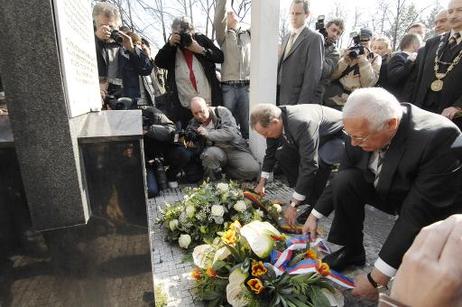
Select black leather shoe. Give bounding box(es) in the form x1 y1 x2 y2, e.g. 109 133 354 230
322 246 366 272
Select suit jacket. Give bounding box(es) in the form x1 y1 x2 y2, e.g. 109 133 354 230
277 27 324 105
412 33 462 113
315 103 462 268
262 105 343 197
387 51 416 102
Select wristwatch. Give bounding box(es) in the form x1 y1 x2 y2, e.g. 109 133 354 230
367 272 388 293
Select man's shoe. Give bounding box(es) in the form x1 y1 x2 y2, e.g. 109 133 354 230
322 246 366 272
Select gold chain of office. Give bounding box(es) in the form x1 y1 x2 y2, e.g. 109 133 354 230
431 36 462 92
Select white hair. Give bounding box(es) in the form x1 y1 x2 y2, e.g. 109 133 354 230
343 88 403 131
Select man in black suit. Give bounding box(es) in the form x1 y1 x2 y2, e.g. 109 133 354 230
303 88 462 300
412 0 462 128
251 103 344 226
277 0 324 105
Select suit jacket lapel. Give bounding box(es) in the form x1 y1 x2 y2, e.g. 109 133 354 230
376 105 410 196
278 35 290 67
282 27 308 62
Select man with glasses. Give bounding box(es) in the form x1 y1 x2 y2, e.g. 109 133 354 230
302 88 462 301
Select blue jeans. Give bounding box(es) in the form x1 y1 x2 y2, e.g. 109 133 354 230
222 84 249 139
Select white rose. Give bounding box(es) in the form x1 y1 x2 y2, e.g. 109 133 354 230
178 234 192 249
213 216 224 224
256 209 264 217
211 205 225 217
216 183 229 193
233 200 247 212
272 203 282 213
185 205 196 218
169 219 178 231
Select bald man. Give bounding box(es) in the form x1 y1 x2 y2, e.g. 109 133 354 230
186 97 260 180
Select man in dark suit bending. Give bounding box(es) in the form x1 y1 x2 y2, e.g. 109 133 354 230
251 103 344 226
303 88 462 300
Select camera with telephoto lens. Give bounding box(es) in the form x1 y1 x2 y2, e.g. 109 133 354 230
110 29 124 44
315 15 328 39
347 31 365 59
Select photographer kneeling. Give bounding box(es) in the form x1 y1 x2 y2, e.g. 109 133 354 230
186 97 260 181
325 28 381 109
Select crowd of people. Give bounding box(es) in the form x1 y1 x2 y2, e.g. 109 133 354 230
92 0 462 304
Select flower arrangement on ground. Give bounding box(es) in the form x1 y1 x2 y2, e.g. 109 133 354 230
158 181 281 249
191 220 352 307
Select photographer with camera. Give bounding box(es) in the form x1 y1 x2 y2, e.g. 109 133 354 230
155 17 224 129
325 28 382 109
314 17 344 103
93 2 153 109
142 106 199 193
185 96 260 181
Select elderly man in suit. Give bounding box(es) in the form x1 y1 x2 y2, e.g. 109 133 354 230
277 0 324 105
303 88 462 300
251 103 344 226
411 0 462 129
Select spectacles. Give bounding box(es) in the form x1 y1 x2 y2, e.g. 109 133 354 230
342 129 371 144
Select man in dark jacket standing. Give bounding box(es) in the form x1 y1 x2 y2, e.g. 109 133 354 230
155 17 224 128
93 2 153 107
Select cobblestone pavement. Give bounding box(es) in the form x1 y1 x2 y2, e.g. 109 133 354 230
148 180 396 307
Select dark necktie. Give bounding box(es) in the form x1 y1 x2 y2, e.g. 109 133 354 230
449 32 461 48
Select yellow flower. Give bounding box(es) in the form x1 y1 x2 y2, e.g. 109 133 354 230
206 267 217 279
251 260 268 277
191 268 202 280
222 229 237 245
247 278 265 294
305 249 318 260
316 260 330 276
229 220 241 231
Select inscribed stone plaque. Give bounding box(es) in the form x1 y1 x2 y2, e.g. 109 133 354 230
53 0 101 117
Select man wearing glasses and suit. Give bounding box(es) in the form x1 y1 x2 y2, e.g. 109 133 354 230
303 88 462 301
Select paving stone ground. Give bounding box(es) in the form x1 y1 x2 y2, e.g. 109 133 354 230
147 179 396 307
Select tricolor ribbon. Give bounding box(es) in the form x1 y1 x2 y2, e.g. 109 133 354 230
269 235 355 289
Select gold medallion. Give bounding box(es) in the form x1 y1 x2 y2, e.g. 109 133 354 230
431 79 444 92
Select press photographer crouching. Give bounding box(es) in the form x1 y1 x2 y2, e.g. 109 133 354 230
184 97 260 181
325 28 381 109
93 2 153 109
142 106 201 196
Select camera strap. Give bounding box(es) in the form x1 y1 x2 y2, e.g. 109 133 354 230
339 65 357 79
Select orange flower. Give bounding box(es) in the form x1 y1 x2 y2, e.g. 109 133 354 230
316 260 330 276
305 249 318 260
206 267 217 279
222 229 237 245
251 261 268 277
247 278 265 294
192 268 202 280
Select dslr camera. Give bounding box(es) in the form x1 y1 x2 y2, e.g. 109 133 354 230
104 95 134 110
177 20 193 49
347 31 365 59
315 15 328 40
110 28 124 44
